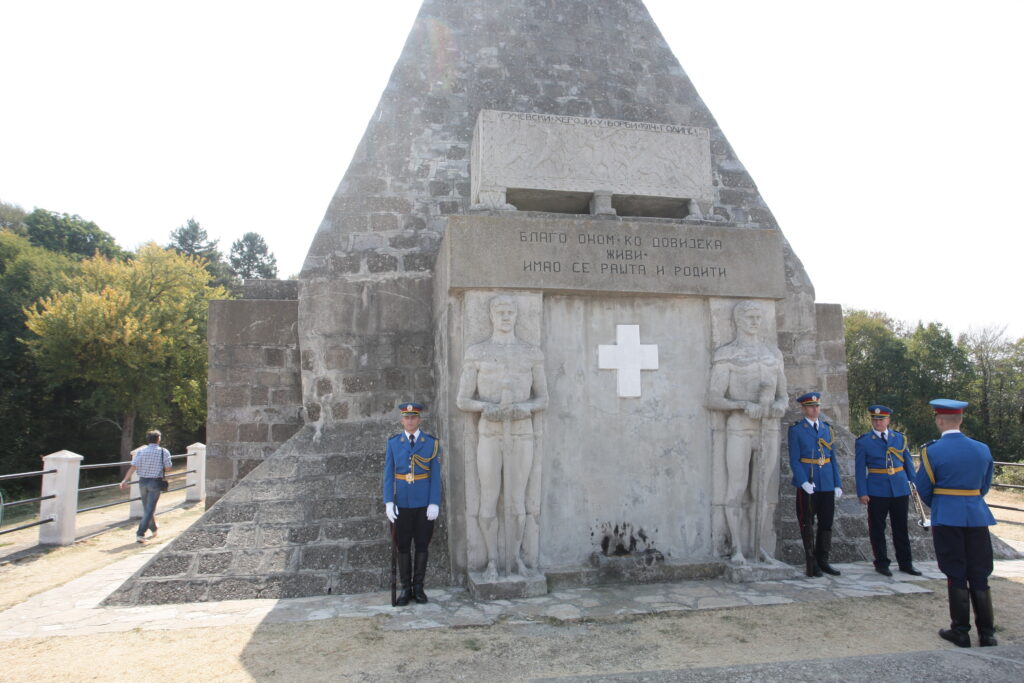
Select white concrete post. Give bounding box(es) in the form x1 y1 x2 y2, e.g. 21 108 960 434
128 447 143 519
185 442 206 503
38 450 84 546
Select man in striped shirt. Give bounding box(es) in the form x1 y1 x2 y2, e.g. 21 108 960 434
119 429 172 543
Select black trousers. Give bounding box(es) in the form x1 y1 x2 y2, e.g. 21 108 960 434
795 489 835 532
933 525 993 590
867 495 912 568
395 506 435 553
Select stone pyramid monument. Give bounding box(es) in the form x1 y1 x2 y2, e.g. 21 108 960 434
107 0 926 605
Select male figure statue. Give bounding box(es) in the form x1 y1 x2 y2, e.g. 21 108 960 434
457 295 548 580
706 300 787 564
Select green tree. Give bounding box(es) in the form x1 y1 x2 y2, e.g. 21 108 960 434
0 230 84 478
229 232 277 279
0 200 27 234
23 209 124 260
22 243 228 459
962 327 1024 459
167 218 237 290
844 310 913 436
900 322 973 448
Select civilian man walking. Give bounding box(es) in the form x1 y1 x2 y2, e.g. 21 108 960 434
120 430 172 543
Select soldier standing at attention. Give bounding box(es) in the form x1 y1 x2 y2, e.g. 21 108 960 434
788 392 844 577
915 398 997 648
855 405 922 577
383 402 442 606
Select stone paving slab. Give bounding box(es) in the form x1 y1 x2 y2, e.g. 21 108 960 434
2 549 1024 641
534 644 1024 682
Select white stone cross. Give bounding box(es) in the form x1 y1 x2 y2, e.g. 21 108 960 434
598 324 659 398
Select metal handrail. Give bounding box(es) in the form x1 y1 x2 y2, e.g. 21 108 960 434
75 482 195 514
78 451 189 471
0 469 57 482
1 494 56 509
0 518 54 536
76 469 193 494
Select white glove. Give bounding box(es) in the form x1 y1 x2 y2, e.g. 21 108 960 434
426 504 439 521
801 481 815 495
385 502 398 523
834 487 843 500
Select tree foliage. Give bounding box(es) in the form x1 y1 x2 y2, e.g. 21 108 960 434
845 310 1022 459
22 243 228 459
23 209 124 259
0 230 83 478
0 200 27 234
167 218 237 290
229 231 277 279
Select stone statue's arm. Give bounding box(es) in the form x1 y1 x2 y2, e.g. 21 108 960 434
769 350 788 418
515 361 549 417
455 362 489 414
705 362 747 413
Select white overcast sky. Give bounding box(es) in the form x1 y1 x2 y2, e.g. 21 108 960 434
2 1 1021 339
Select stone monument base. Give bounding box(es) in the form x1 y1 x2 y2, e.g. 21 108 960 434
724 559 800 583
545 554 726 591
467 571 549 601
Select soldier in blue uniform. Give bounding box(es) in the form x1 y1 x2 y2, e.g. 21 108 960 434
788 391 844 577
383 401 442 606
915 398 997 647
855 405 922 577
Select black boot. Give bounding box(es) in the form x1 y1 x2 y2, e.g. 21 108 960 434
939 586 972 647
412 552 429 604
800 522 822 577
815 529 841 576
970 588 997 647
395 552 412 606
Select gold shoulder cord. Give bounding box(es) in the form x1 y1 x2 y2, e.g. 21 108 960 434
412 439 439 472
921 446 936 484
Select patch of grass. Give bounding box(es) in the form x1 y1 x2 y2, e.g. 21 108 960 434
463 638 483 651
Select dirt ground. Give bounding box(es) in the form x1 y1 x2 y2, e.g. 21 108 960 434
1 490 1023 681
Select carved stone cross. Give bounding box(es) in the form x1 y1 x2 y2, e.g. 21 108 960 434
598 324 659 398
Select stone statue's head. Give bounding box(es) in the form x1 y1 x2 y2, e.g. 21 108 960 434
733 300 762 334
489 295 518 334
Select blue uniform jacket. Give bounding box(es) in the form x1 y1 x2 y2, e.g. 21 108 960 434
854 430 916 498
914 432 995 527
383 431 442 509
788 419 842 491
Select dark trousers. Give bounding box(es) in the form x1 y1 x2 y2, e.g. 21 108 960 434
795 489 835 532
933 525 993 590
395 506 434 553
867 495 912 569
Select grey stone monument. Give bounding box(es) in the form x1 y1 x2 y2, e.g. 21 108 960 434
107 0 924 606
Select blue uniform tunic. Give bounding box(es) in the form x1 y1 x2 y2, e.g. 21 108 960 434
788 419 842 491
914 432 995 527
383 431 442 509
855 430 916 498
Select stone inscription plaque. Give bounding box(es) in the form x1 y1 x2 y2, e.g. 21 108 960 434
443 215 786 299
471 110 714 207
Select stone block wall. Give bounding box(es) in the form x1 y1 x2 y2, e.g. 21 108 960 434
816 303 849 429
206 281 303 507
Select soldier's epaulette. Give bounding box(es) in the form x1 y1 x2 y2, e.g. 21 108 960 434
420 431 436 440
388 432 403 441
855 432 871 441
922 439 937 448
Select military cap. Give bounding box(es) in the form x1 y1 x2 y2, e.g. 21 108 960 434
868 405 893 417
398 401 425 415
796 391 821 406
930 398 968 415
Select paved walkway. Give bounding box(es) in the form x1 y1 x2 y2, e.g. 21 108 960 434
3 541 1024 640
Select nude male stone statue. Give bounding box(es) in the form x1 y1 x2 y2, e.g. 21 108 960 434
457 295 549 580
707 300 788 564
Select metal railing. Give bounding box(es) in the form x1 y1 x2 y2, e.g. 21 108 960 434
0 444 206 545
0 468 58 536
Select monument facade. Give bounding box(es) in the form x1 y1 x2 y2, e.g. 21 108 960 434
107 0 895 606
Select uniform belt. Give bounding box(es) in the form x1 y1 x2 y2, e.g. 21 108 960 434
868 467 904 474
396 473 430 483
800 457 831 464
934 487 981 496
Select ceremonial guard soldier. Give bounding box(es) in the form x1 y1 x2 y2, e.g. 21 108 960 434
855 405 922 576
383 402 442 606
788 392 844 577
915 398 997 647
